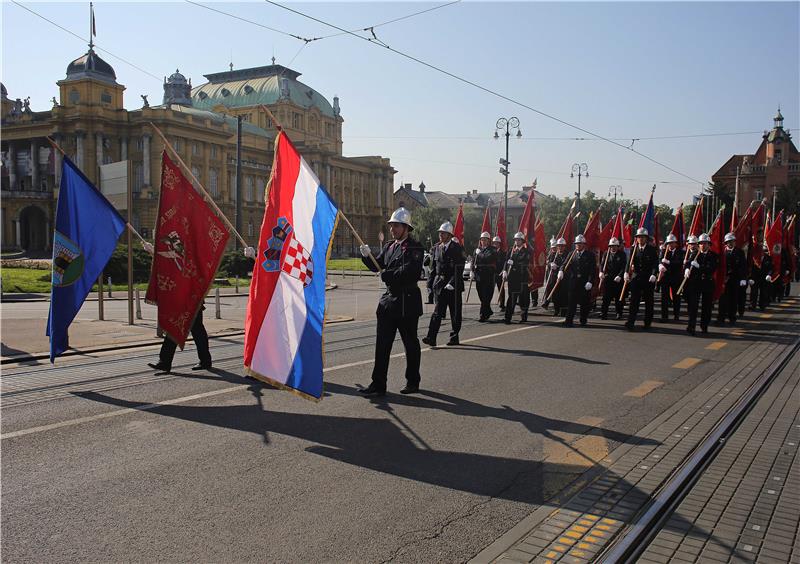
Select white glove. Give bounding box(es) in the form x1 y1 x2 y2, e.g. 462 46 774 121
142 241 154 255
243 246 256 259
658 264 667 273
557 271 564 281
501 270 508 279
748 279 754 286
359 244 371 257
691 260 700 269
584 282 592 291
507 259 514 266
445 283 455 291
765 275 772 282
614 276 621 283
599 272 606 279
661 258 670 265
623 272 630 282
469 272 475 281
649 275 657 283
475 248 480 255
684 268 691 279
785 271 790 276
739 280 747 287
550 262 558 270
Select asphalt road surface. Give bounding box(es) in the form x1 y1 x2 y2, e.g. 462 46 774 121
3 288 796 562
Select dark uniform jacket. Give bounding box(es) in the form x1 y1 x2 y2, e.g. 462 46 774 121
506 245 531 287
661 247 685 284
494 248 507 281
473 246 498 282
603 250 627 281
630 244 659 283
751 253 772 280
430 240 465 293
724 247 747 283
363 237 424 317
686 249 718 284
563 249 597 288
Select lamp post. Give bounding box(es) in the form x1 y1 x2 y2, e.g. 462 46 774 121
494 117 522 237
608 185 623 208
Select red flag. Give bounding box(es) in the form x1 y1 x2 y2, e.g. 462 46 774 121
750 202 766 266
623 215 634 249
530 219 547 290
597 219 615 254
689 197 705 236
709 207 727 301
481 205 492 234
495 203 507 252
556 201 577 240
583 207 602 252
784 214 796 283
733 204 753 249
146 152 230 348
765 211 784 278
453 203 464 244
518 192 534 238
670 204 685 247
610 207 624 242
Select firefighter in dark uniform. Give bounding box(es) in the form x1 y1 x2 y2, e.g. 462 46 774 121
600 237 626 320
561 234 597 327
657 233 685 322
774 246 790 302
541 237 557 309
503 232 531 324
717 232 747 325
423 221 465 347
473 231 498 321
549 238 570 316
493 236 507 311
750 244 773 311
684 233 718 336
624 227 659 331
358 207 424 396
424 246 435 304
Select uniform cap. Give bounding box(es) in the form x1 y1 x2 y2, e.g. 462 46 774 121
492 235 502 243
388 207 413 230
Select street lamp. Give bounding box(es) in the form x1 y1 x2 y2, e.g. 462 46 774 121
570 163 589 213
608 185 623 208
495 117 522 236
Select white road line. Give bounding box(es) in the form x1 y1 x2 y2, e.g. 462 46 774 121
2 320 548 440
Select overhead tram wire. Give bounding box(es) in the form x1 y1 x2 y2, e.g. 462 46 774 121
10 1 162 83
184 0 313 42
346 130 775 141
264 0 713 187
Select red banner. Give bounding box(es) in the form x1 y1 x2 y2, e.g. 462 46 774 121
481 205 492 234
733 204 752 249
454 203 464 244
611 207 624 242
689 197 705 237
709 208 727 301
765 211 783 278
597 219 615 254
146 152 229 348
750 202 766 266
583 207 602 253
495 204 507 252
520 191 546 290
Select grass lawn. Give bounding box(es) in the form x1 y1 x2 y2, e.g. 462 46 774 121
0 267 251 294
327 258 369 272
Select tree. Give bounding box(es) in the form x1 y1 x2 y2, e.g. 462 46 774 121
412 207 454 250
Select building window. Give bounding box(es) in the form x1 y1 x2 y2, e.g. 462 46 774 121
136 138 144 151
210 145 218 158
192 143 199 156
293 113 302 129
133 163 144 192
101 91 112 104
174 138 182 152
755 189 763 201
256 177 266 203
246 176 254 202
209 168 219 197
248 222 254 237
69 89 80 104
191 165 201 185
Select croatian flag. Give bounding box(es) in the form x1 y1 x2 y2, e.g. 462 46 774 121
244 132 339 401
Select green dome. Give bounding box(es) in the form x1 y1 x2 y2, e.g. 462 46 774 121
191 64 336 118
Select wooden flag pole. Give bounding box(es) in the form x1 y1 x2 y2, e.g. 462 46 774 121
545 249 575 302
676 248 699 295
148 122 249 249
47 136 148 246
618 244 639 301
598 248 611 289
338 210 383 273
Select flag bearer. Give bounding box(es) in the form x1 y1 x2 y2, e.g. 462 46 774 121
624 228 658 331
562 234 596 327
717 232 747 325
684 233 718 336
658 234 685 322
422 221 466 347
473 231 498 321
600 237 626 320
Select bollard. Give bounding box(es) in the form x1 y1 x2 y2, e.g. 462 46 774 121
107 277 112 298
235 275 239 294
215 287 221 319
135 288 142 320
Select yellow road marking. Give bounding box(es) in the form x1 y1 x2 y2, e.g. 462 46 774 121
705 341 727 350
624 380 664 397
545 551 558 559
672 357 702 369
760 313 773 318
731 329 746 336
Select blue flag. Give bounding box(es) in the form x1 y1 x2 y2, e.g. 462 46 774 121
639 190 656 238
47 157 126 362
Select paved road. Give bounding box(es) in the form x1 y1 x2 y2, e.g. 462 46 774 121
2 287 795 562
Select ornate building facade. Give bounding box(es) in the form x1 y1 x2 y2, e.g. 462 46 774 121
1 48 395 256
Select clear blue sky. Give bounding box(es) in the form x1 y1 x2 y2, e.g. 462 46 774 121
3 1 798 208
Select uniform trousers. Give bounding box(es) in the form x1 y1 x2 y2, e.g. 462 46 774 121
372 314 420 390
158 309 210 369
626 279 655 327
686 280 714 332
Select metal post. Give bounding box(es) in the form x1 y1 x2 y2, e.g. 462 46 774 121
235 275 239 294
135 288 142 319
504 125 510 234
98 275 104 321
107 276 112 298
215 287 221 319
235 115 243 251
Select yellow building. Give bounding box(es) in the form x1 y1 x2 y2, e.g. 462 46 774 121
1 47 395 256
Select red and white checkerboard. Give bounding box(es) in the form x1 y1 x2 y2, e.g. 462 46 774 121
282 235 313 286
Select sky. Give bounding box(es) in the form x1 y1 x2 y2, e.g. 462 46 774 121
2 1 798 209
